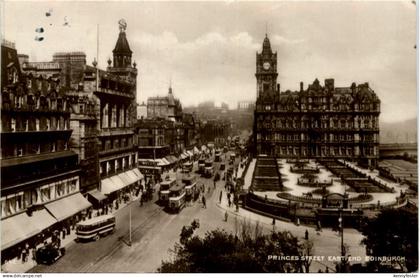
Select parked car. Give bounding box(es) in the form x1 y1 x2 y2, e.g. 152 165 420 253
35 244 65 265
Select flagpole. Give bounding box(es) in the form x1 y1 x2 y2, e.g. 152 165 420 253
96 24 99 91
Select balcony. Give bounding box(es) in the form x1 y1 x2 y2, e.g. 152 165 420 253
95 87 134 99
2 128 73 137
99 145 135 157
99 127 134 137
2 104 70 114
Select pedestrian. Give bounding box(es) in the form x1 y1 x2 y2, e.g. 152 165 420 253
21 248 27 263
224 211 228 222
228 198 231 207
219 191 223 204
305 229 309 240
202 196 206 208
31 248 37 263
272 218 276 226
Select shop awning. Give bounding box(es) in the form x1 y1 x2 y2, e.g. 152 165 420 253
169 155 178 163
100 178 117 195
126 170 138 183
193 146 200 154
87 190 107 202
44 193 92 222
1 209 57 251
133 168 144 180
161 158 171 165
180 153 187 159
164 155 175 164
118 172 134 186
156 159 165 166
187 150 194 157
109 175 129 191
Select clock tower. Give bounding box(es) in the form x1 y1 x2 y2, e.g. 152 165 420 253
255 34 278 101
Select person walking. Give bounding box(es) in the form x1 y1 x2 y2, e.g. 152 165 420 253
219 190 223 204
224 211 228 222
228 197 231 207
202 196 206 208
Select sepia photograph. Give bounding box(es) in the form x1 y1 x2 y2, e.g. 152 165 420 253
0 0 418 275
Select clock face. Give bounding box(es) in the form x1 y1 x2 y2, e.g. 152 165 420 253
263 62 270 70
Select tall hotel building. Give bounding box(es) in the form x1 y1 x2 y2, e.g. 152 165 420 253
253 35 380 167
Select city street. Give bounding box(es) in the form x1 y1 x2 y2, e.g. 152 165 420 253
29 152 366 273
30 154 234 273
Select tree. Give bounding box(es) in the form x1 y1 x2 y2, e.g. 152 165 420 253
359 208 418 272
158 219 312 273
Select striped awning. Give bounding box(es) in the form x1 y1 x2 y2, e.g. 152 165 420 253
44 193 92 222
2 209 57 251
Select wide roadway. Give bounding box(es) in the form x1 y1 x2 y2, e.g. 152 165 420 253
30 152 237 273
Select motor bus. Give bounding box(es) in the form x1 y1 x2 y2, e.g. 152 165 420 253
76 214 116 241
182 175 198 202
182 161 193 173
203 160 214 178
159 177 177 205
198 159 206 173
168 184 186 213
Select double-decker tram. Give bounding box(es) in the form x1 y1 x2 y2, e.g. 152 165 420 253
159 177 177 206
182 161 193 173
203 160 214 178
168 184 186 213
182 175 198 202
198 159 206 174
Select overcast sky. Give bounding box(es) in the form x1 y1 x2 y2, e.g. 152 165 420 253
2 1 416 123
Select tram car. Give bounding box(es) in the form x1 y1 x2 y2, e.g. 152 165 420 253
214 151 222 162
182 175 198 202
182 161 193 173
159 177 177 206
168 184 186 213
198 159 206 173
203 160 214 178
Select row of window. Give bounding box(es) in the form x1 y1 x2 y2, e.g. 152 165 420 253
261 146 377 156
1 140 69 159
3 93 67 111
258 133 377 142
1 116 70 133
257 118 378 129
260 103 379 112
1 177 78 218
100 136 133 151
99 154 137 177
101 103 130 129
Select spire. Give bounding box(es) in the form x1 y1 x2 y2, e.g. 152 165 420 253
113 30 132 55
112 19 132 68
262 34 272 54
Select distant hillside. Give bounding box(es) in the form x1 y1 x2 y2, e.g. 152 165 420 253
380 118 417 144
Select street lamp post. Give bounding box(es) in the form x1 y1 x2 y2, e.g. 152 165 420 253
129 202 132 246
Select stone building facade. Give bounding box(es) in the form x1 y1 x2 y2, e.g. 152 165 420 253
147 86 183 121
253 35 381 167
1 40 88 258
